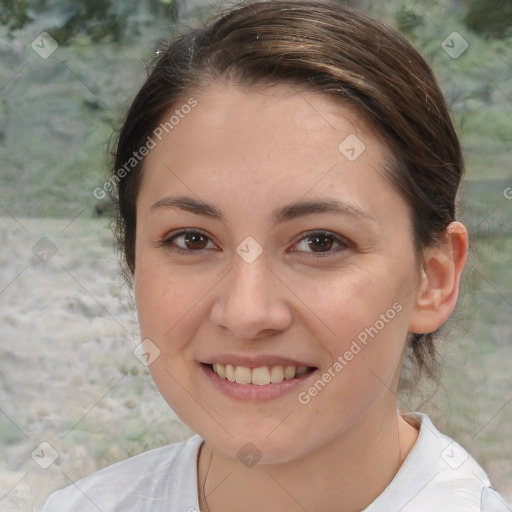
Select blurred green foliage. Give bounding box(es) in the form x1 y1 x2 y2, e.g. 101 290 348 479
3 0 508 44
0 1 31 29
395 5 424 34
0 0 178 42
465 0 512 39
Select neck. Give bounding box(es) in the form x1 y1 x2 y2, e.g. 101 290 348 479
197 402 419 512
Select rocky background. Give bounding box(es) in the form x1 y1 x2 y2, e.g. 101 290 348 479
0 0 511 510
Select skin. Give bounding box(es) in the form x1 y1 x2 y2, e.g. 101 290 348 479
133 82 468 512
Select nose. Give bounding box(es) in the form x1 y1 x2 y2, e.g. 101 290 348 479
209 254 293 341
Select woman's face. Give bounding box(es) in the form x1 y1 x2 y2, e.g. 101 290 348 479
134 82 421 463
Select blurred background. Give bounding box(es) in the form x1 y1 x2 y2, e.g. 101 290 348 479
0 0 511 510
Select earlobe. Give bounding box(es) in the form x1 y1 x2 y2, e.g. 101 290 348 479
408 222 468 335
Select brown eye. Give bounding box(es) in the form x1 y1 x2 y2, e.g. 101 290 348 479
161 230 216 255
306 234 335 252
182 232 209 250
293 231 349 257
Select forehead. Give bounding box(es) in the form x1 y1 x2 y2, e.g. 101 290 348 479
137 82 400 222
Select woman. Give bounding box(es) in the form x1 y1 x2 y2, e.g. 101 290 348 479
41 1 511 510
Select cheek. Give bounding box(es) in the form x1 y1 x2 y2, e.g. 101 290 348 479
289 262 412 392
134 257 216 351
134 260 203 400
290 262 407 339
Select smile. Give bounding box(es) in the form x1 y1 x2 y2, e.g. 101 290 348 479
210 363 314 385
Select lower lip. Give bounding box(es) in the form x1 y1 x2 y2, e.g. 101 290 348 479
199 363 318 401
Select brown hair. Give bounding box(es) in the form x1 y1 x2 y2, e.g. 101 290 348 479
112 0 464 380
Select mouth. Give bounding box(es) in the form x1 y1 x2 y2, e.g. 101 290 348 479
199 355 319 400
206 362 316 385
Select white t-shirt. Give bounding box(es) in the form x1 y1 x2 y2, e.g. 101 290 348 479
40 413 511 511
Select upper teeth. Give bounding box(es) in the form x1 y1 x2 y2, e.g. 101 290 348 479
212 363 309 385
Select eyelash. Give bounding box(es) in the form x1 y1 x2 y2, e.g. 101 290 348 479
158 229 351 258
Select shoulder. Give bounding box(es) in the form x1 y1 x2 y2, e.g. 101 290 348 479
365 413 511 512
481 487 512 512
39 434 203 512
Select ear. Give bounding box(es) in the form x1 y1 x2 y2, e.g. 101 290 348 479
408 221 468 334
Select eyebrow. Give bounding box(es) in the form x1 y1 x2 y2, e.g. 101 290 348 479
150 196 376 224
